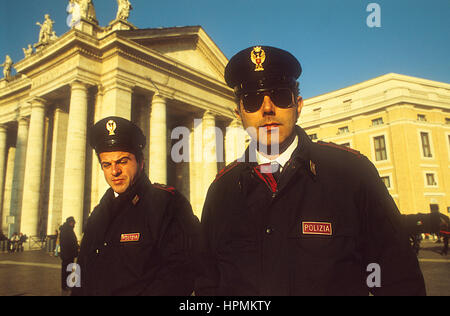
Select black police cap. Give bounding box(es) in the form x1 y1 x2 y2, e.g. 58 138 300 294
89 116 146 155
224 46 302 95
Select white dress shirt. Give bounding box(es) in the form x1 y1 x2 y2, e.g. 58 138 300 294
256 135 298 172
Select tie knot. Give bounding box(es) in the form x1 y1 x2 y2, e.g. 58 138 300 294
260 161 281 174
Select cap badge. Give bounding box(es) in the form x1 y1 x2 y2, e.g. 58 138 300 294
106 120 117 136
251 46 266 72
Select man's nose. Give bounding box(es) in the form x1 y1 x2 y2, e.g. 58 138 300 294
111 164 121 176
261 95 276 114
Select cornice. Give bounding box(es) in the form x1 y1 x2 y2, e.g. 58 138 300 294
14 29 101 74
304 73 450 107
300 95 450 128
100 37 232 98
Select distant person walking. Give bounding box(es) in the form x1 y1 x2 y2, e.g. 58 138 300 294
59 217 79 293
439 214 449 256
9 233 19 253
0 230 7 252
54 228 61 257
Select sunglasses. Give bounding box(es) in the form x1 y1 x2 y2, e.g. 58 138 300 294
240 88 295 113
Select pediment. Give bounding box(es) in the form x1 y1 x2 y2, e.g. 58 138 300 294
118 26 228 81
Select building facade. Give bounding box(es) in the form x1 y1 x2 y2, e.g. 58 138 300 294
0 16 245 238
299 73 450 215
1 10 449 241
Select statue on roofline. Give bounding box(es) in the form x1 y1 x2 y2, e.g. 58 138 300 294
67 0 98 27
116 0 132 20
1 55 14 80
23 45 34 58
36 14 55 46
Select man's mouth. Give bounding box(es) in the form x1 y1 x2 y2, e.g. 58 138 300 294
260 123 281 130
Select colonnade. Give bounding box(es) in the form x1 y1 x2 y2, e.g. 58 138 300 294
0 80 245 239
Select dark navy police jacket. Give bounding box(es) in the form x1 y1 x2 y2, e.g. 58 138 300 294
73 173 200 296
195 126 425 296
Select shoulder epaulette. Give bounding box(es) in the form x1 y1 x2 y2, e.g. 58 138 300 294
214 160 241 183
152 183 176 195
317 141 362 157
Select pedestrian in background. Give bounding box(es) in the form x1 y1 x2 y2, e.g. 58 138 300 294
17 233 27 252
59 217 78 293
54 228 60 257
9 232 19 253
0 230 7 252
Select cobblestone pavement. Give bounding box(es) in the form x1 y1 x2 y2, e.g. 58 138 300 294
0 240 448 296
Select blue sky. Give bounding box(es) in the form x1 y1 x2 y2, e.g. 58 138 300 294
1 0 449 99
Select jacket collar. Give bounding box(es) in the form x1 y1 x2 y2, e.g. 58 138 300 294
241 125 312 168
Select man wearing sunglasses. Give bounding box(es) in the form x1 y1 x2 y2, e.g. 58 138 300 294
195 46 425 296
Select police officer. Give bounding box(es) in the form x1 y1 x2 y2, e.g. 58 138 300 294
195 46 426 295
73 116 200 296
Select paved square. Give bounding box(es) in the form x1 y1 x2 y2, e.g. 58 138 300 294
0 240 448 296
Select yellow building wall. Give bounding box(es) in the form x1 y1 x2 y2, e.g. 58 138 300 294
302 104 450 215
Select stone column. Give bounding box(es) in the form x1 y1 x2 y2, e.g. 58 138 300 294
202 111 218 190
90 85 105 211
189 111 218 220
149 94 167 184
189 118 203 218
21 98 46 237
101 82 132 119
225 118 247 165
8 118 28 236
2 146 15 234
61 81 89 238
46 108 68 235
0 125 7 231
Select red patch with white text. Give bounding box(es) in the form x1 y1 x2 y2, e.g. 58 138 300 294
120 233 140 242
302 222 332 236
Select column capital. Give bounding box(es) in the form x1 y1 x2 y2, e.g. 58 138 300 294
29 97 47 109
229 117 242 128
17 116 30 125
203 110 216 121
102 80 133 94
152 93 167 103
70 80 89 91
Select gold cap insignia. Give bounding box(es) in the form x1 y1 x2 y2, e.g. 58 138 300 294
106 120 117 136
251 46 266 72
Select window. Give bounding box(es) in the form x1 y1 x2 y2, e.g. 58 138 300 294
426 173 437 186
381 176 391 189
372 117 384 126
338 126 349 135
446 118 450 125
420 132 432 158
417 114 427 122
308 133 318 141
374 135 387 161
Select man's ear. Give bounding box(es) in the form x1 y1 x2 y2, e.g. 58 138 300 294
296 96 304 120
234 107 241 121
139 156 145 171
